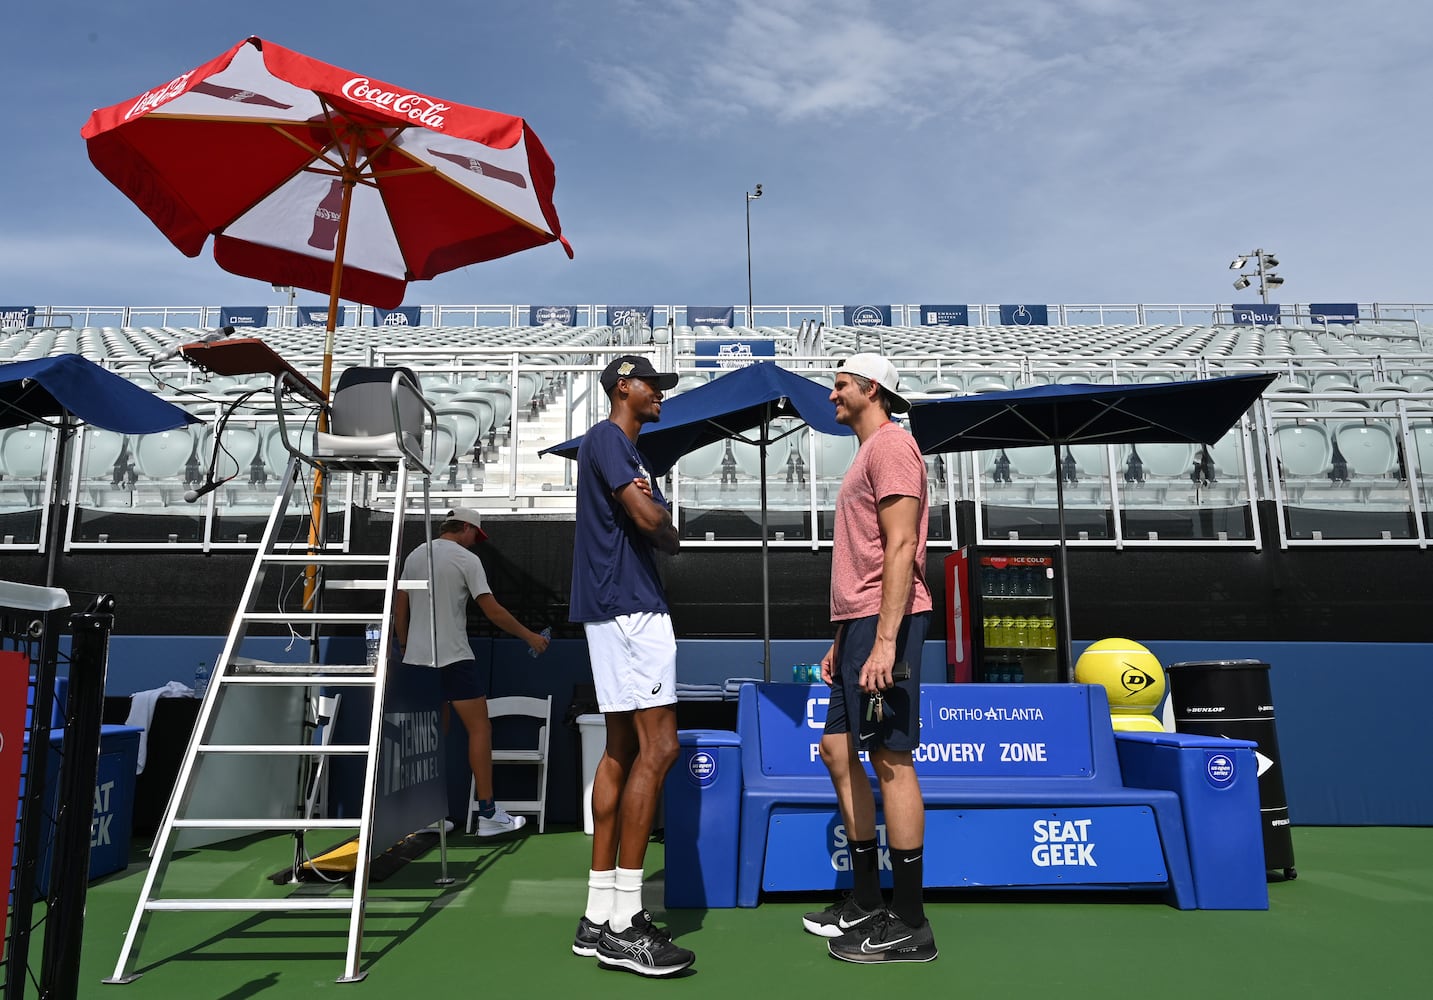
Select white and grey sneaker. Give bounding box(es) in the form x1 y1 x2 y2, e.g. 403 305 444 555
476 806 527 837
802 893 880 938
572 915 604 957
596 910 695 977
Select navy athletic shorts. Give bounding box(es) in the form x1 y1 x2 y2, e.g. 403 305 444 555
439 658 489 702
825 612 930 753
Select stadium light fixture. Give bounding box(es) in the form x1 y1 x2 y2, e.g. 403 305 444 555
746 184 763 329
1228 248 1283 305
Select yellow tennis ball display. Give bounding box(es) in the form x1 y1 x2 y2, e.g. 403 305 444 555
1076 638 1166 713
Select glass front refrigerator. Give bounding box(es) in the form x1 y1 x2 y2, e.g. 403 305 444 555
943 547 1069 683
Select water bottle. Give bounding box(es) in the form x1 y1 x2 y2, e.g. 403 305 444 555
530 626 552 658
365 625 382 667
193 659 211 699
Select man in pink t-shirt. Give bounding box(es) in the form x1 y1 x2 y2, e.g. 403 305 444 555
802 353 937 965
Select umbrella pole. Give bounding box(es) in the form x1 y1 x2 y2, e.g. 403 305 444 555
760 417 771 681
42 417 75 588
1053 443 1075 682
302 160 358 614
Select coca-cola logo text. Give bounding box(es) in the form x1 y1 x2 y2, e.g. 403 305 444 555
340 78 449 128
125 70 196 120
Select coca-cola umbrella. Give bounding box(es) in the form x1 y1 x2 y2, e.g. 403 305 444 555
80 35 572 401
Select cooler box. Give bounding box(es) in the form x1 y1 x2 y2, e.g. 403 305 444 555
663 730 741 908
29 724 142 896
1116 730 1268 909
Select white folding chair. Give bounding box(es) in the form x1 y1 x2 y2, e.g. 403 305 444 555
467 695 552 834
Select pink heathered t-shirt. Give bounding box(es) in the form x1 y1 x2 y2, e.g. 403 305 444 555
829 420 932 622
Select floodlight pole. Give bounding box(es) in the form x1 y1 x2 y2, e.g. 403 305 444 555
745 185 763 329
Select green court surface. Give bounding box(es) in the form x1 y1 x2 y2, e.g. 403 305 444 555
26 825 1433 998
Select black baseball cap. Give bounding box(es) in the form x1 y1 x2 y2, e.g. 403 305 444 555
600 355 679 395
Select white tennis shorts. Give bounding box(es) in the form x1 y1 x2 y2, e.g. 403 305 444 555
584 612 678 712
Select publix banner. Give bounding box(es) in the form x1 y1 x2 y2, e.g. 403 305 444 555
297 305 344 328
0 305 34 328
375 306 422 327
694 339 777 369
686 306 735 328
1231 303 1280 325
921 305 969 326
999 304 1049 326
843 305 891 327
607 305 653 329
530 305 576 326
219 306 267 328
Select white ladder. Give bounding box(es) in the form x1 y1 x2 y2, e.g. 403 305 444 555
106 450 436 985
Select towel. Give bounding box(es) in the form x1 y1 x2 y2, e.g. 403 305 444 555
124 680 193 773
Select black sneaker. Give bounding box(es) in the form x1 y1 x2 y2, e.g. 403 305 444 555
802 893 880 938
572 916 604 957
828 910 938 964
596 910 695 977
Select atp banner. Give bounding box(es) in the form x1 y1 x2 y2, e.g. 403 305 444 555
843 305 891 327
686 306 735 328
999 304 1049 326
1231 303 1280 325
607 305 654 329
375 306 422 327
529 305 577 326
921 305 969 326
694 339 777 369
0 305 34 328
297 305 344 328
1308 302 1359 325
219 306 267 328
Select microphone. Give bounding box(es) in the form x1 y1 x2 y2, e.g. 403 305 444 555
155 325 236 362
184 475 237 504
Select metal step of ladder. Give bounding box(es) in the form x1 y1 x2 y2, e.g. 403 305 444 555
106 451 437 986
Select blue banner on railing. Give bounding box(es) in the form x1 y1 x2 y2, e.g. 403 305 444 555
759 684 1096 778
372 662 447 858
607 305 654 328
218 306 267 328
0 305 34 328
999 304 1048 326
1231 303 1280 325
920 305 968 326
694 339 777 369
1308 302 1359 325
687 306 735 328
297 305 343 328
843 305 891 327
529 304 576 326
375 306 422 327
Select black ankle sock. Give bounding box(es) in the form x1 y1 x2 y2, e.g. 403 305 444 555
850 838 882 910
889 846 925 926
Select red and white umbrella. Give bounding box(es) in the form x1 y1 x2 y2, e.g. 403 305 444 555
82 35 572 396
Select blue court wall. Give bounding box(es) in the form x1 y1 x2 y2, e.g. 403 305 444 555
92 636 1431 828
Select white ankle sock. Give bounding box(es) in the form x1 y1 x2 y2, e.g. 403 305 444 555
607 867 645 932
584 868 615 925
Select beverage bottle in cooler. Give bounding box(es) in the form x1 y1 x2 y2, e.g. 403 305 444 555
308 179 344 251
1010 660 1025 683
1013 616 1028 649
1041 616 1056 648
1022 567 1036 595
1000 616 1015 648
982 616 994 647
993 567 1008 596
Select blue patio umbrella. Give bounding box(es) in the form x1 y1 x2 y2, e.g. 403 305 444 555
0 354 202 583
543 361 853 676
906 373 1277 675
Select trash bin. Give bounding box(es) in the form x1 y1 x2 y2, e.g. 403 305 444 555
575 713 606 836
663 729 742 908
1115 730 1268 909
1166 660 1295 876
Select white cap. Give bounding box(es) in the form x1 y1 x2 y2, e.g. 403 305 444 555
446 506 489 542
839 353 910 413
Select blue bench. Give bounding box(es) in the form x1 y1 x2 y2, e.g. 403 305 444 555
733 682 1266 910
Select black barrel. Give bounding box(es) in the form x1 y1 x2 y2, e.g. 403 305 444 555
1166 659 1295 875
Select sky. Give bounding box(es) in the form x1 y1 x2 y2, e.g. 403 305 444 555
5 0 1433 313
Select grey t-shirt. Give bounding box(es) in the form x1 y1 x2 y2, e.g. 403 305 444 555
400 538 491 667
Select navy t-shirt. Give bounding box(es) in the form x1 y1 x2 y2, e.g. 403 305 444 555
569 420 671 622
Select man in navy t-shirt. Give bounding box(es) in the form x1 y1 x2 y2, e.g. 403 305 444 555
567 354 695 978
